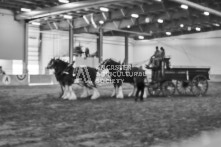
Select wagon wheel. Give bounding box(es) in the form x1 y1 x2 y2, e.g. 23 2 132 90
191 75 208 96
161 81 176 97
176 80 192 95
147 83 161 96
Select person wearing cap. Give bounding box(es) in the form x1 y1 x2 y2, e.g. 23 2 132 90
146 46 161 68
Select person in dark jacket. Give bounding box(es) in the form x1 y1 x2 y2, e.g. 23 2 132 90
0 66 6 75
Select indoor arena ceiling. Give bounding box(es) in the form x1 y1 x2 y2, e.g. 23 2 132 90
1 0 221 39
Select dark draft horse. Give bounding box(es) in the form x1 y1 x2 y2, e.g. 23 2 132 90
99 58 147 100
47 58 100 100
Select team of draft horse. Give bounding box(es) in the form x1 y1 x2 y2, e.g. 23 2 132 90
47 58 147 101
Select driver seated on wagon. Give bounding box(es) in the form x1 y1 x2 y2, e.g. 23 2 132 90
146 46 165 69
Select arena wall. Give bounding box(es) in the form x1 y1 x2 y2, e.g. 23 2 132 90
133 30 221 75
0 9 25 60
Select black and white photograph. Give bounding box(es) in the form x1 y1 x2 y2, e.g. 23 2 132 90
0 0 221 146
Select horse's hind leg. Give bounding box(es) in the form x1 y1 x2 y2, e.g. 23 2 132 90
62 85 69 99
68 85 77 100
80 83 89 98
59 84 64 98
142 87 147 98
128 84 137 97
91 81 100 100
116 85 124 99
128 84 135 97
111 84 117 97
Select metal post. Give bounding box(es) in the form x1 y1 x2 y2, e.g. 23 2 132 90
69 20 74 63
23 21 28 74
98 27 103 63
125 35 129 65
39 32 43 74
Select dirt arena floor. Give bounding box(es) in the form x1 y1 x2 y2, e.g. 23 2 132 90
1 82 221 147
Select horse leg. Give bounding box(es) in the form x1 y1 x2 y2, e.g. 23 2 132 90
128 84 135 97
59 83 64 98
133 86 137 97
143 87 147 98
116 85 124 99
111 84 117 97
68 85 77 100
80 83 88 98
65 84 71 99
91 81 100 100
62 85 69 99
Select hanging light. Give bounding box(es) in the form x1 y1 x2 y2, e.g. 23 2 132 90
58 0 69 3
204 11 209 16
21 8 31 12
180 24 184 28
30 22 41 26
157 19 163 23
214 23 220 27
138 36 144 39
196 27 201 31
181 4 188 9
145 17 150 23
187 26 191 31
166 32 171 35
99 20 104 24
100 7 109 12
131 14 139 18
63 15 73 19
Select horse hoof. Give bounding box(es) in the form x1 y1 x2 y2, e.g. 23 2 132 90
91 94 100 100
62 96 68 99
128 93 133 97
116 95 124 99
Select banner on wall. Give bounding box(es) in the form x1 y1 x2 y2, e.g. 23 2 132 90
0 74 28 86
2 75 11 85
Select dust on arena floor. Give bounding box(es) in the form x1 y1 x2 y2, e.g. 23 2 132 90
0 82 221 147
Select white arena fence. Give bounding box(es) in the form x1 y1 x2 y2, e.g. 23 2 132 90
0 74 220 86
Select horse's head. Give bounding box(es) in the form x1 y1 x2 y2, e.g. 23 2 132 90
47 58 57 69
99 58 121 71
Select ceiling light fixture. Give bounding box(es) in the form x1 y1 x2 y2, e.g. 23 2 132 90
214 23 220 27
204 11 209 16
196 27 201 31
181 4 188 9
180 24 184 28
138 36 144 39
155 0 162 2
100 7 109 12
30 22 41 26
131 14 139 18
99 20 104 24
58 0 69 3
63 15 73 19
145 17 150 23
166 32 171 35
127 25 131 28
21 8 31 12
157 19 163 23
187 26 191 31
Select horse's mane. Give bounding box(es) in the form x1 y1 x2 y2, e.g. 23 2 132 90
108 58 120 65
56 58 69 67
